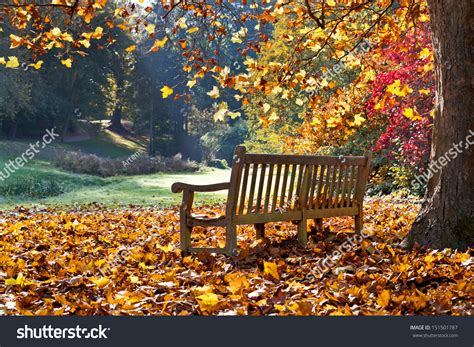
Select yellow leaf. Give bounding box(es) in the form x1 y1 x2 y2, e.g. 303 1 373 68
148 37 167 53
264 261 280 280
419 13 429 22
376 289 391 307
29 61 44 70
386 79 412 97
91 277 110 288
402 107 423 121
196 293 219 312
145 23 155 35
78 39 91 48
0 57 5 65
129 275 140 284
353 114 366 126
207 86 220 99
5 272 26 286
5 278 21 286
419 89 430 95
374 99 384 110
186 79 197 88
419 47 431 60
187 27 199 34
5 56 19 68
160 85 174 98
125 45 137 53
227 274 249 294
91 26 104 39
61 58 72 68
263 103 271 113
269 111 279 122
51 27 62 37
213 108 228 122
9 34 22 49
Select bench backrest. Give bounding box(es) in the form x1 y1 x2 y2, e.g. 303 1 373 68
226 146 371 219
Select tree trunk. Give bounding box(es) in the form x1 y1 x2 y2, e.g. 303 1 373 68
108 105 129 135
407 0 474 250
7 120 17 139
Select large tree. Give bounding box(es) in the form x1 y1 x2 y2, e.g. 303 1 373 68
407 0 473 250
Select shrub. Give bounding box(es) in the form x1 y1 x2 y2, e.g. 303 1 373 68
207 159 229 169
0 176 64 197
53 151 200 177
201 119 247 163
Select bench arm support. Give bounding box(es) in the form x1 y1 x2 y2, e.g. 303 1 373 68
171 182 230 193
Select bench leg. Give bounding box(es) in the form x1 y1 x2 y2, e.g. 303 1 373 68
180 190 194 255
297 219 308 245
225 224 238 256
254 223 265 239
354 213 363 234
180 221 192 255
313 218 323 231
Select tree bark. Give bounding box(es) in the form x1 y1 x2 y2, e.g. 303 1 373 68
408 0 474 250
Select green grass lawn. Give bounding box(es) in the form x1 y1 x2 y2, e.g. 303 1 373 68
0 135 230 210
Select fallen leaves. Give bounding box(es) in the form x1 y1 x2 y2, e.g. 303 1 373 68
0 197 472 316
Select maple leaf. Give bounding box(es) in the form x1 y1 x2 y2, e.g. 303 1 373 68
419 48 431 60
187 27 199 34
386 79 413 97
90 277 110 288
186 79 197 88
148 37 167 53
376 289 391 308
29 61 44 70
196 293 219 312
9 34 22 49
5 56 19 68
160 86 174 98
402 107 423 121
207 86 220 99
61 58 73 68
264 261 280 280
125 45 137 53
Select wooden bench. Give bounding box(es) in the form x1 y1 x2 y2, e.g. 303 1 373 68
171 146 371 256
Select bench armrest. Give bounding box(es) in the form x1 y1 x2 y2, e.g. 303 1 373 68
171 182 231 193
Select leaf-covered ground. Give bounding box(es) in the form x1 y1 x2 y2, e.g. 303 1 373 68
0 198 471 316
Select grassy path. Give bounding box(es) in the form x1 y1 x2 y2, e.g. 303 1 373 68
0 137 230 210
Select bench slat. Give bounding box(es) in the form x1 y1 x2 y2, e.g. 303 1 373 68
264 164 274 213
314 165 326 209
238 163 250 215
245 153 367 166
339 165 349 208
271 164 282 212
255 163 266 213
335 165 344 208
295 164 305 208
327 165 338 208
279 164 290 212
348 165 357 207
247 163 258 213
321 165 333 208
287 164 298 211
308 165 318 209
